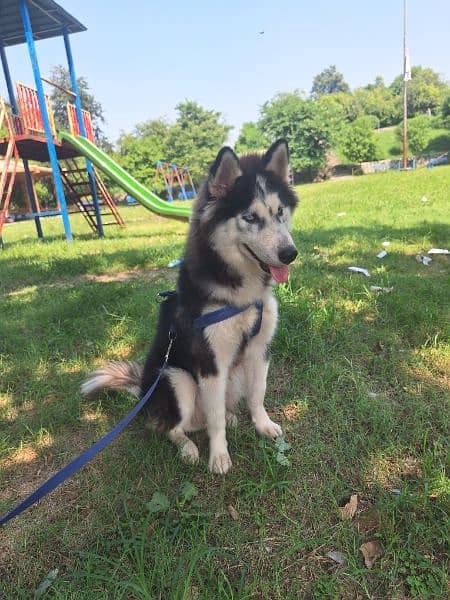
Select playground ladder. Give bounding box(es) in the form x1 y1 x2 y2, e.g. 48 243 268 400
0 99 20 247
60 158 124 232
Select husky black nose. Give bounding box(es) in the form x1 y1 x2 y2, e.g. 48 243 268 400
278 245 298 264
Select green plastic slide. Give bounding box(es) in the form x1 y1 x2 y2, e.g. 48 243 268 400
59 131 191 220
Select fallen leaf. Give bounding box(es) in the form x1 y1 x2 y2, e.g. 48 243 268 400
360 540 383 568
339 494 358 520
44 453 53 466
227 504 239 521
326 550 346 565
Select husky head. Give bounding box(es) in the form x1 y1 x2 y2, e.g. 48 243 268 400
199 140 298 284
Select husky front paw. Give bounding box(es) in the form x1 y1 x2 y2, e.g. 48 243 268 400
255 419 283 439
209 452 232 474
180 440 199 464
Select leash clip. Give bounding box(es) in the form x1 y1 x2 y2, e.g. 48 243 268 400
164 328 177 362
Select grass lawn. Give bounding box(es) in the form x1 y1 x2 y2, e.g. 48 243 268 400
0 167 449 599
375 126 450 160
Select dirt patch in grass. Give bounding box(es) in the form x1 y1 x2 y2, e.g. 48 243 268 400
5 267 178 298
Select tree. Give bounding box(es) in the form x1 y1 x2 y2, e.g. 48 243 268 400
353 86 400 127
116 101 231 189
116 119 169 187
311 65 350 97
235 122 267 153
48 65 110 149
164 100 231 182
341 117 378 163
396 115 432 155
441 94 450 128
390 66 449 117
258 91 344 174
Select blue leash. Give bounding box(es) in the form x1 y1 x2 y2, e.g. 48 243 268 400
0 296 263 526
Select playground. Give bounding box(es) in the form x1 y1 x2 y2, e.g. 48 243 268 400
1 166 449 598
0 0 449 598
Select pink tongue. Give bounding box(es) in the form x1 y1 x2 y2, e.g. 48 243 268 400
269 265 289 283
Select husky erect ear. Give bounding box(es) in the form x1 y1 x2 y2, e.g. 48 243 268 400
262 139 289 183
208 147 242 199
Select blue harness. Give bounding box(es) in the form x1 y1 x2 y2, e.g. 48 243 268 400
0 295 263 526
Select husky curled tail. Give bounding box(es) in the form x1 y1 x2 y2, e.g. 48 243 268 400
81 361 143 399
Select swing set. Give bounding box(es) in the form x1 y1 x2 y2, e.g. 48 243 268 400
153 161 196 202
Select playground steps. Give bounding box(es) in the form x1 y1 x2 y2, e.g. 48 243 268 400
60 158 124 232
0 100 20 246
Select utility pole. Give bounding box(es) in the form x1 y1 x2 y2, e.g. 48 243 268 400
402 0 409 169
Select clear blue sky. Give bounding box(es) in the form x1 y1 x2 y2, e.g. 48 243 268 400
2 0 449 145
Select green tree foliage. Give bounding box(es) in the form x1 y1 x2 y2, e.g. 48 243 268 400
116 119 169 188
390 66 449 116
48 65 110 149
311 65 350 97
164 101 231 182
235 122 267 153
353 84 400 127
259 91 344 172
341 117 378 163
116 101 231 189
396 116 432 155
441 94 450 128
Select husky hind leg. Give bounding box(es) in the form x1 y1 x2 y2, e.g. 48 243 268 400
164 367 200 464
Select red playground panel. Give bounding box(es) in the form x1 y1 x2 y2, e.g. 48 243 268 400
67 102 94 142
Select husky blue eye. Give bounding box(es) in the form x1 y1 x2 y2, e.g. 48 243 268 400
242 212 256 223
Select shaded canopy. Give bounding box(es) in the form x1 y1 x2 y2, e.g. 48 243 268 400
0 0 86 47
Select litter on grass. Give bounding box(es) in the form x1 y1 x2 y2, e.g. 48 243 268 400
377 250 387 259
348 266 370 277
416 255 432 266
370 286 393 293
326 550 346 566
168 258 184 268
368 391 380 398
337 212 346 217
420 196 428 202
428 248 449 255
382 241 391 247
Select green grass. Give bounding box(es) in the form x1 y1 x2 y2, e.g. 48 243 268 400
375 126 450 160
1 167 449 599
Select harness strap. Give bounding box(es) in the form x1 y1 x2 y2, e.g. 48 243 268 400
193 300 263 338
0 333 175 527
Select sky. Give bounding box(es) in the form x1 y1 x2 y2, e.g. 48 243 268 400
1 0 449 145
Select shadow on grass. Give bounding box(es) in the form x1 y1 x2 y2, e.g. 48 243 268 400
0 222 448 596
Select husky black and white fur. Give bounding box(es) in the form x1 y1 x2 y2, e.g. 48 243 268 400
82 140 298 474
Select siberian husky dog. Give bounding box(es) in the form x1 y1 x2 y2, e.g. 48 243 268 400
82 140 299 474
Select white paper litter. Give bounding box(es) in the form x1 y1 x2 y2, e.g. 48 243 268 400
420 196 428 202
34 569 59 599
427 248 449 255
382 241 391 247
368 391 380 398
370 286 393 293
168 258 184 268
377 250 387 259
416 255 432 266
326 550 346 565
348 266 370 277
337 212 346 217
